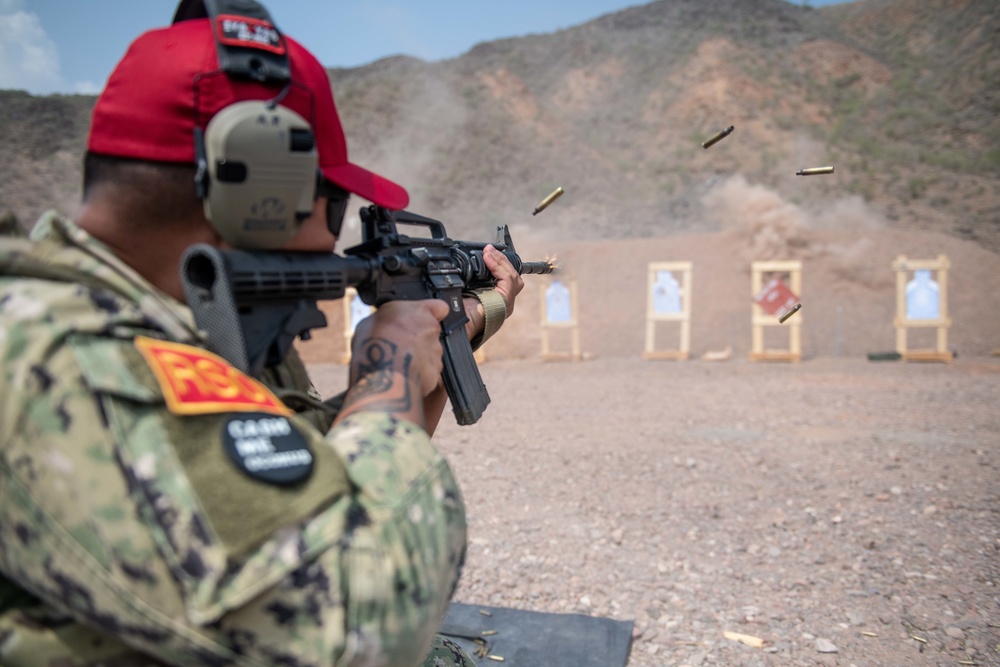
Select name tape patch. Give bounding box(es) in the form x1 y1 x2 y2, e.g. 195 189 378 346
215 15 286 55
222 412 313 485
135 336 290 416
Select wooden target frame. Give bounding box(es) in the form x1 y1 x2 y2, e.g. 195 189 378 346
893 254 953 362
643 262 692 360
750 260 802 362
540 278 581 361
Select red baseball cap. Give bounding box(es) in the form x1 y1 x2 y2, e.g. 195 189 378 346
88 18 409 210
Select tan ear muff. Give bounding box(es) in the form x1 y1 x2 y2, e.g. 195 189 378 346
201 100 317 249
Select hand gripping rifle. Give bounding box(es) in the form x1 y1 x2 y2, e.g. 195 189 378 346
180 205 555 425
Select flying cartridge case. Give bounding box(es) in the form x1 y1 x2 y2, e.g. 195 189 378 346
532 187 564 215
778 303 802 323
795 166 835 176
701 125 734 149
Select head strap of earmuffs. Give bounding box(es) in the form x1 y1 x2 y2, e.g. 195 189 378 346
172 0 290 84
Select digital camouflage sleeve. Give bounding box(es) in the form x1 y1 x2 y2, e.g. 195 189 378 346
0 213 471 666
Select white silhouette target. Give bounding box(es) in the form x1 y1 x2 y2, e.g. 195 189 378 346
545 280 572 323
652 270 681 315
905 269 940 320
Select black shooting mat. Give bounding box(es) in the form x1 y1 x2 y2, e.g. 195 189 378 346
440 602 633 666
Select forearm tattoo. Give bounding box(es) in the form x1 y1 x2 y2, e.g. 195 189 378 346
347 336 414 412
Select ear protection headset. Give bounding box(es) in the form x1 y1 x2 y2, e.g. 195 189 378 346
176 0 319 249
195 100 318 248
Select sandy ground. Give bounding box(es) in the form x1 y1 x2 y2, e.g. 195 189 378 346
313 357 1000 667
308 355 1000 667
301 220 1000 666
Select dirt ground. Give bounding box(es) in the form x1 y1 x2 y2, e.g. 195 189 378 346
309 356 1000 667
301 215 1000 666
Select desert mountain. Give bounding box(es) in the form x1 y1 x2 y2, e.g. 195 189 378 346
1 0 997 249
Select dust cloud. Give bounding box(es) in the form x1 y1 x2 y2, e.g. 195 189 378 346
701 175 889 287
702 175 810 260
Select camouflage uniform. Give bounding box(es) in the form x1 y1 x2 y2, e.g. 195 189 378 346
0 212 474 666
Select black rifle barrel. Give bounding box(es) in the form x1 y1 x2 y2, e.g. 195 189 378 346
518 260 556 275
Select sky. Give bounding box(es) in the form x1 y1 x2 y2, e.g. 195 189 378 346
2 0 851 96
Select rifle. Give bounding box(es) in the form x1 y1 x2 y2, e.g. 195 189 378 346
180 205 555 425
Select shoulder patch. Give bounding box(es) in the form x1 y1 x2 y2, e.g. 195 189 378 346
135 336 290 416
222 412 313 485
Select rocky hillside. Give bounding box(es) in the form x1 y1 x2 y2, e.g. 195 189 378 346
2 0 998 253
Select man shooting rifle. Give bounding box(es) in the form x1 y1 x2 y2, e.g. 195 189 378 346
0 1 533 665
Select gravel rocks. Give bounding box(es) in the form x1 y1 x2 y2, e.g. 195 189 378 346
310 355 1000 666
